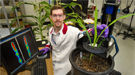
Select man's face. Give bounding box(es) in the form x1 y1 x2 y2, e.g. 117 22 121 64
50 9 66 28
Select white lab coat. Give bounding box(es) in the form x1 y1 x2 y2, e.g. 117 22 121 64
46 23 84 75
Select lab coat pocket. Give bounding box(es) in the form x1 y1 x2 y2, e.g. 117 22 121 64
53 63 65 71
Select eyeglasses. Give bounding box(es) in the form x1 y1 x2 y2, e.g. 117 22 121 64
51 14 64 19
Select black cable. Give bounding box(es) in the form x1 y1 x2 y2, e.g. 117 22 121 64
126 7 135 34
129 0 133 8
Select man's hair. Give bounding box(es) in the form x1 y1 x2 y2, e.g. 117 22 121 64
50 5 65 15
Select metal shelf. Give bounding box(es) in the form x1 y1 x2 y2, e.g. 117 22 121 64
0 0 20 34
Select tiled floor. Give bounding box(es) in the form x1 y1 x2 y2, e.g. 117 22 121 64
110 23 135 75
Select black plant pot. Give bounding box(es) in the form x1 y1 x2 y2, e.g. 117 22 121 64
77 33 119 58
69 48 114 75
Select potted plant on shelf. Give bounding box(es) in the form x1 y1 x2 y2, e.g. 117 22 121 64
10 0 53 46
60 2 135 75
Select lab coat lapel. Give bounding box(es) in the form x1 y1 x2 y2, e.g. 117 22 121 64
49 27 56 47
49 23 68 47
56 23 68 45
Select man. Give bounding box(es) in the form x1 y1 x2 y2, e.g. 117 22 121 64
40 5 109 75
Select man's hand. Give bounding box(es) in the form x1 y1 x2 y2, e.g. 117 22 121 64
39 47 49 54
92 24 109 38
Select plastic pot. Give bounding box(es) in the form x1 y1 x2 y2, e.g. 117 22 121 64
69 48 115 75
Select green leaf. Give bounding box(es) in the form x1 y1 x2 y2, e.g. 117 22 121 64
38 6 43 15
96 13 135 43
24 19 34 23
77 19 92 45
43 7 51 15
65 13 75 19
11 2 36 13
12 26 23 34
82 57 90 60
36 38 40 40
65 2 81 9
11 21 37 34
89 54 93 63
41 13 48 24
65 18 77 23
22 22 37 27
76 4 82 10
42 36 46 39
10 15 38 27
39 1 52 7
69 6 74 13
108 14 135 27
58 3 67 6
51 0 55 4
93 5 98 47
42 24 53 30
60 2 82 12
82 57 87 59
31 1 37 10
33 27 40 32
97 38 105 48
75 13 83 19
21 15 38 20
65 13 82 20
10 16 21 27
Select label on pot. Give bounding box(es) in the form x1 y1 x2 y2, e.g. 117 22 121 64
80 52 82 58
42 41 46 44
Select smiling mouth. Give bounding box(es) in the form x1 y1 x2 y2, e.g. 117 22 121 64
55 21 61 23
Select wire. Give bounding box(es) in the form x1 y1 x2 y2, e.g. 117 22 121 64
127 0 133 8
129 0 133 8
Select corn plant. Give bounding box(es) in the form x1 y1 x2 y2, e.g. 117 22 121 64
60 2 135 64
10 0 53 40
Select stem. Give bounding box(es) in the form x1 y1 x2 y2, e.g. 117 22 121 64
89 53 93 64
39 12 44 40
36 2 44 40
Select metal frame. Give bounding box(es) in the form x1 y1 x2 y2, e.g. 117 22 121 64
0 0 21 34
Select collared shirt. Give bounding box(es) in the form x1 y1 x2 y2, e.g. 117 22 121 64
51 24 64 45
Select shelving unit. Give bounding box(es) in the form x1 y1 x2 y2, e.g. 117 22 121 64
0 0 20 34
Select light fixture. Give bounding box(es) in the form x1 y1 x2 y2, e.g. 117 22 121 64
122 0 133 14
122 6 130 14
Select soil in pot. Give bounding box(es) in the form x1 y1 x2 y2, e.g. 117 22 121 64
74 52 110 72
